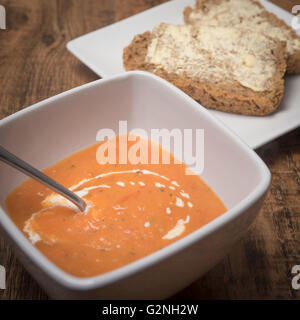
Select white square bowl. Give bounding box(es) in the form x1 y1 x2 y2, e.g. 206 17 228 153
0 71 270 299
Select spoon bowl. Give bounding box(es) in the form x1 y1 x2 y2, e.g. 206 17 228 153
0 145 87 212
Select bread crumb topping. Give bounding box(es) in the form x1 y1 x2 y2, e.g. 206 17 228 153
146 23 277 92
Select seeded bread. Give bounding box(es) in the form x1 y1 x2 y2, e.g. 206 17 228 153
123 23 286 116
184 0 300 74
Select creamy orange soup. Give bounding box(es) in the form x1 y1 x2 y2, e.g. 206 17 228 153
6 136 226 277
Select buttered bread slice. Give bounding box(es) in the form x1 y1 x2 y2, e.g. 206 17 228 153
123 23 286 116
184 0 300 74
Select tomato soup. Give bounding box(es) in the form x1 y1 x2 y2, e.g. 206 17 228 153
6 136 226 277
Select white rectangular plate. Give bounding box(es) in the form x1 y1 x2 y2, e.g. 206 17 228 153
67 0 300 149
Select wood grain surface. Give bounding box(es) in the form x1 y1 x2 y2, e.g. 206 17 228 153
0 0 299 300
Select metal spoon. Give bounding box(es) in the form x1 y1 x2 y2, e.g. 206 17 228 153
0 145 87 212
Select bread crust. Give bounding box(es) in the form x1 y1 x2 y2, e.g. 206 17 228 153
123 31 286 116
187 0 300 74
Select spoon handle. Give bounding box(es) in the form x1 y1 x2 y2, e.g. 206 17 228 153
0 145 86 212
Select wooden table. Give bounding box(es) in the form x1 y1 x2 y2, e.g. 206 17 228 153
0 0 299 300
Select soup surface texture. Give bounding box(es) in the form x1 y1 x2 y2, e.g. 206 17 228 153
6 137 226 277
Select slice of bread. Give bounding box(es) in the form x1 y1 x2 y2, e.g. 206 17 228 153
123 23 286 116
184 0 300 74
